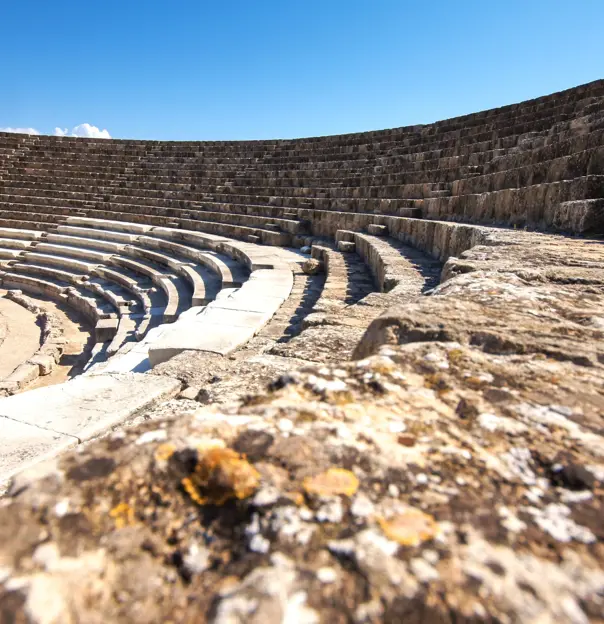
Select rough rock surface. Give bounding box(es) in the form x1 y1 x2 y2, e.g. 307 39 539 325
0 229 603 622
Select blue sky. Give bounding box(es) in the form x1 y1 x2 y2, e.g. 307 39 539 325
1 0 603 140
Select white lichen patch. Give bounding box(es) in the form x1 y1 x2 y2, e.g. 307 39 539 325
477 412 528 434
135 429 168 445
523 504 596 543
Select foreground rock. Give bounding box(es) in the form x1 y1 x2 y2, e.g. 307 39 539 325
1 335 603 622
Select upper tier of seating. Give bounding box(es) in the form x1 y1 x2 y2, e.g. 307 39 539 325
1 79 603 240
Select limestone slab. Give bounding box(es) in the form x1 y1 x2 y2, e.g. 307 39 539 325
65 217 152 235
213 293 286 314
194 307 271 328
148 323 255 365
0 373 181 441
0 416 76 483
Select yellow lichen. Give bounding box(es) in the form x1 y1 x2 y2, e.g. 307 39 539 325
424 374 451 394
181 447 260 506
154 443 176 462
378 508 439 546
303 468 359 497
447 349 465 365
109 502 135 529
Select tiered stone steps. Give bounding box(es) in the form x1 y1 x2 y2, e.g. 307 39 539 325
1 80 603 240
0 219 302 369
0 218 317 380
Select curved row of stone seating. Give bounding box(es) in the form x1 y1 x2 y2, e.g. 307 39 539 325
0 154 601 238
0 289 82 395
0 223 228 350
0 189 304 234
0 200 292 246
5 112 602 187
335 226 442 295
2 87 601 171
1 80 601 160
8 112 604 174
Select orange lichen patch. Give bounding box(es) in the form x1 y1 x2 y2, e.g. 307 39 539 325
109 502 135 529
181 447 261 506
154 443 176 462
303 468 359 497
367 357 396 375
284 491 305 506
378 508 439 546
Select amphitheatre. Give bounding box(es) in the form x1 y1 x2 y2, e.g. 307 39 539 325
0 80 603 621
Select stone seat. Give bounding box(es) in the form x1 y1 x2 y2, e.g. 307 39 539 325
0 190 303 236
30 242 113 263
0 248 25 260
108 255 189 322
55 224 139 243
337 229 442 295
135 232 249 287
0 210 59 228
21 250 99 274
0 271 65 299
65 216 153 235
62 209 289 246
5 261 88 287
0 237 37 251
0 227 44 241
91 265 163 327
44 232 126 253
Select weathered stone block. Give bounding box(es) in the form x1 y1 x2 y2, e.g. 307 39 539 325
28 354 55 376
337 241 356 253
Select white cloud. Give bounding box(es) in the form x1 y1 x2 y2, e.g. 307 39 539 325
0 127 40 135
55 123 111 139
1 123 112 138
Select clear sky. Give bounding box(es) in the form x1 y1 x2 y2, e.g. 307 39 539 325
2 0 603 141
